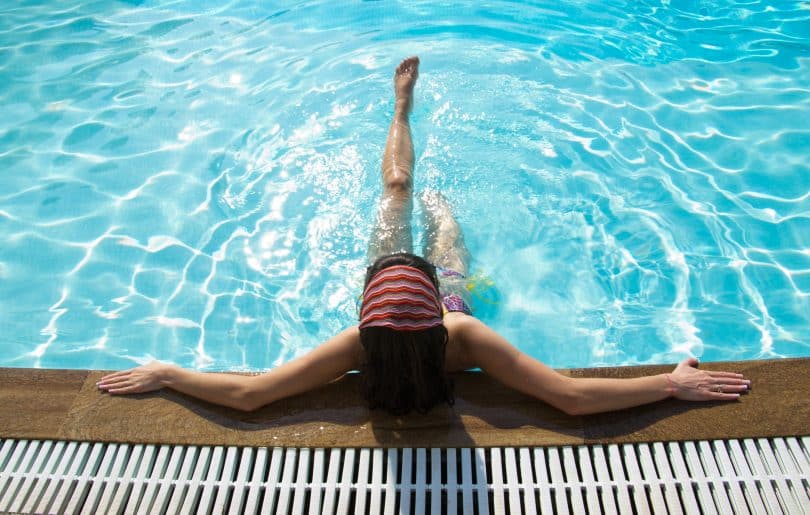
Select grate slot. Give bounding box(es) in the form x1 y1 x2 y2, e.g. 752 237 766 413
336 447 354 514
577 445 600 514
597 450 614 514
320 448 341 515
653 441 684 515
638 442 668 513
518 447 537 515
460 447 474 514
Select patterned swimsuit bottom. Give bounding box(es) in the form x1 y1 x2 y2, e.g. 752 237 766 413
436 266 473 316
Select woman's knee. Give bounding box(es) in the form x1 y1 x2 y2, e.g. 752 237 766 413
383 166 413 193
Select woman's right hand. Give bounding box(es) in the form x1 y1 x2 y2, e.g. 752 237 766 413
667 357 750 401
97 361 175 395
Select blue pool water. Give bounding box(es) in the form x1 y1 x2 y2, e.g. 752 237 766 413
1 1 809 371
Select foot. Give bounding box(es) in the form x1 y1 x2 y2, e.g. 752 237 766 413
394 56 419 113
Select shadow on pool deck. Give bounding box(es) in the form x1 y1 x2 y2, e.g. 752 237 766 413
0 359 807 448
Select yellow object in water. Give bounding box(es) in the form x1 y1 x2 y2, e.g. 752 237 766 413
466 271 500 306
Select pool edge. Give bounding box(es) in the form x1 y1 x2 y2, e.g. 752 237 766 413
1 358 808 448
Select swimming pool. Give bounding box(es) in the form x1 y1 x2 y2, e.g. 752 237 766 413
1 1 808 371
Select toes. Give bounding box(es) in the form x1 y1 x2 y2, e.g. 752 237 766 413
396 56 419 75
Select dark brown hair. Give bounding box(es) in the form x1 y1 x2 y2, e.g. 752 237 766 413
358 253 455 415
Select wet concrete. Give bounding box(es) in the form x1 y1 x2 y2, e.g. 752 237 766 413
1 359 807 447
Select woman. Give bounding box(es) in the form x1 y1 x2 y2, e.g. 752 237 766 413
98 57 750 415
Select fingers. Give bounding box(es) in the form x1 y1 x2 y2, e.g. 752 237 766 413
104 381 139 394
700 381 749 400
707 376 751 397
711 383 749 393
97 371 144 394
97 376 132 392
670 363 751 402
707 370 746 379
709 376 750 386
707 376 750 392
97 366 164 395
99 378 144 395
99 370 131 382
97 374 128 388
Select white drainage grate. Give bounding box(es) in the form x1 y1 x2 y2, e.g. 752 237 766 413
0 437 807 514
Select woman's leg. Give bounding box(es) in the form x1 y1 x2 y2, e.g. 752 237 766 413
421 190 470 276
367 56 420 263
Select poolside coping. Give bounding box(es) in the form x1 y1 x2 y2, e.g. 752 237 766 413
1 358 807 448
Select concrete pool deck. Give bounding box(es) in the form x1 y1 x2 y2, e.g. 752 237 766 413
0 358 808 448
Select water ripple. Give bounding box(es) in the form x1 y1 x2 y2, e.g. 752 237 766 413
1 0 808 370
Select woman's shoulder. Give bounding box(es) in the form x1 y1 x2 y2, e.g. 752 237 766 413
444 311 482 335
443 313 481 371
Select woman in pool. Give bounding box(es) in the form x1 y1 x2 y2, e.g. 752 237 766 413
98 57 750 415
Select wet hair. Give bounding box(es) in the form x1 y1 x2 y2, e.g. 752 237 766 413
358 252 455 415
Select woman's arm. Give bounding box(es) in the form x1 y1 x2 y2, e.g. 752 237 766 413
457 317 750 416
97 326 362 411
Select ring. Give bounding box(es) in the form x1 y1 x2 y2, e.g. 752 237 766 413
717 385 724 393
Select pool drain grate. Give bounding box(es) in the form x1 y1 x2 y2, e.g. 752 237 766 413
0 437 807 514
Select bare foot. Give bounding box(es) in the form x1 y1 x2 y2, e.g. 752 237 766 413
394 56 419 112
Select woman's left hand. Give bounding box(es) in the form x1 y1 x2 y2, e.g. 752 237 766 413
97 361 175 395
667 357 751 401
